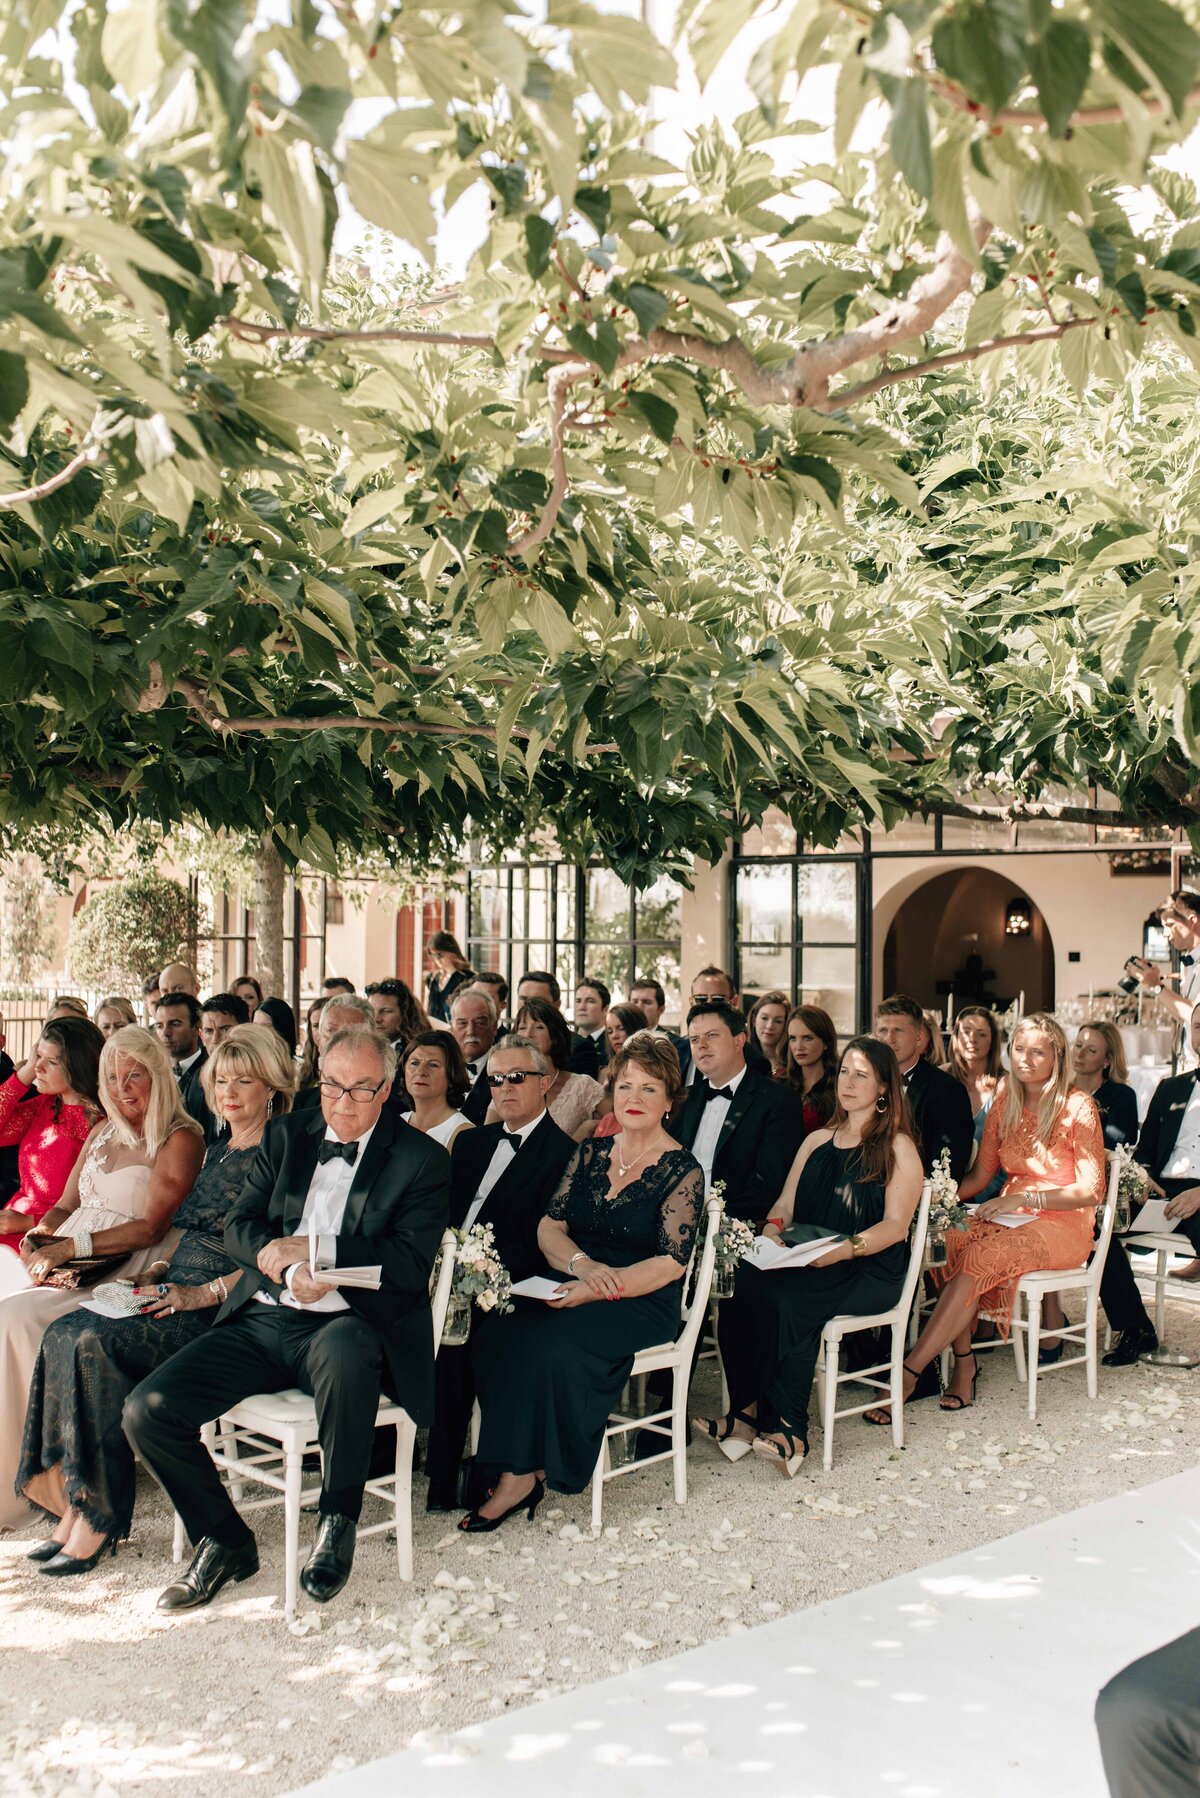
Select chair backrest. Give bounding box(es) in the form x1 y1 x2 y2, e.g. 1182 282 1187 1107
429 1230 458 1351
1091 1152 1122 1276
897 1181 932 1322
676 1196 722 1356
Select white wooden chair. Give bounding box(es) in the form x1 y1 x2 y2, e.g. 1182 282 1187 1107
588 1194 721 1532
972 1154 1122 1419
1128 1231 1200 1346
173 1231 457 1621
819 1182 932 1470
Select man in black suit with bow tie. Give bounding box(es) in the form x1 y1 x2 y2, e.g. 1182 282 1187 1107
125 1026 449 1612
875 995 974 1183
450 988 501 1125
425 1035 575 1510
674 1001 804 1221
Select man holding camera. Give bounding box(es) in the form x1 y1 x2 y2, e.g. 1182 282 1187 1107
1127 890 1200 1035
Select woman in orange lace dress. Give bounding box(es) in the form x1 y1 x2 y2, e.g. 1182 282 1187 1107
867 1013 1104 1418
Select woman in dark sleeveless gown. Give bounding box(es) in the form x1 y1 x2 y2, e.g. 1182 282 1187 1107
16 1025 294 1567
699 1037 924 1475
463 1035 702 1528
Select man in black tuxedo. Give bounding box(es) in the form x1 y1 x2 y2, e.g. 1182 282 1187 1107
675 1001 804 1222
875 995 974 1183
470 972 510 1033
516 970 600 1078
425 1035 574 1510
674 968 771 1085
294 996 410 1122
450 988 501 1125
1094 1002 1200 1364
574 977 612 1070
154 992 206 1106
125 1026 448 1611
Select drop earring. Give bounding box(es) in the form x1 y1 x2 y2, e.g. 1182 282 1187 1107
875 1094 888 1114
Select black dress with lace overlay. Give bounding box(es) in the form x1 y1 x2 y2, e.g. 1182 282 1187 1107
16 1141 253 1537
473 1138 703 1493
717 1138 908 1439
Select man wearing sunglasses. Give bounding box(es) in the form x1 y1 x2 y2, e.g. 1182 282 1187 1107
425 1036 575 1513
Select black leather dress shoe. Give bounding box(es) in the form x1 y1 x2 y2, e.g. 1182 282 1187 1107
1102 1324 1159 1367
157 1536 259 1612
425 1483 457 1514
300 1513 356 1603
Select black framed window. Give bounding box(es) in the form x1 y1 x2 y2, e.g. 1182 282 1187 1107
733 854 865 1038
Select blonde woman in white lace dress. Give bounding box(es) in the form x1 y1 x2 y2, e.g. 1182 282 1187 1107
0 1026 203 1533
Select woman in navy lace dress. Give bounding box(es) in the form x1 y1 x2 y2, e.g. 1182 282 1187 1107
16 1026 294 1570
463 1035 702 1530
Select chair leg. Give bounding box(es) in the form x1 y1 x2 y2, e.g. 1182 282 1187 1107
1155 1252 1167 1340
1026 1294 1042 1420
284 1449 302 1623
172 1509 186 1564
590 1437 606 1535
711 1302 729 1414
468 1398 481 1459
1011 1303 1027 1384
393 1419 415 1582
822 1334 838 1473
1085 1291 1099 1399
889 1324 905 1452
216 1417 244 1503
671 1366 688 1506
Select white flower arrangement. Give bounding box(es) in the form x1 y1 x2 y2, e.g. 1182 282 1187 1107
927 1148 971 1236
692 1181 755 1298
446 1222 514 1316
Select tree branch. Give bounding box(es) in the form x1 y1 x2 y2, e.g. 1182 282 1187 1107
928 73 1200 130
221 315 578 365
834 317 1094 406
928 797 1195 829
0 444 105 511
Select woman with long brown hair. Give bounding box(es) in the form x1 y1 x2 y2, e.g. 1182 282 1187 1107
747 990 789 1073
425 930 475 1024
782 1005 838 1135
695 1037 923 1477
869 1013 1104 1419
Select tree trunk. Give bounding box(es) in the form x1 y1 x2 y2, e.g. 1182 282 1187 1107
254 832 285 999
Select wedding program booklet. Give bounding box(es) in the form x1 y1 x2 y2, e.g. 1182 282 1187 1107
745 1230 846 1271
308 1223 382 1290
510 1274 567 1301
1126 1198 1181 1235
989 1213 1041 1229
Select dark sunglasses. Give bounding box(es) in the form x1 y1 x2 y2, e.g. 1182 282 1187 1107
486 1070 539 1087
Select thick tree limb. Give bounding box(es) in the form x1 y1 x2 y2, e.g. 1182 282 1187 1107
835 317 1094 406
928 797 1194 829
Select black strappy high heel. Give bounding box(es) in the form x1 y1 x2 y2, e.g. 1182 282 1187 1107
864 1360 923 1426
692 1409 758 1463
939 1351 979 1411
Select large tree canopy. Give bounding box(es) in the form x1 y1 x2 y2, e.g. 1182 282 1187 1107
3 0 1200 881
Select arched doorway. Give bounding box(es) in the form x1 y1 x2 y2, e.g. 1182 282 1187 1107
882 868 1054 1016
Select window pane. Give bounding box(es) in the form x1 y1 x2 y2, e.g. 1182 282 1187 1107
740 944 792 997
804 830 864 854
737 863 791 947
528 866 550 943
555 943 578 1000
556 871 577 941
510 867 527 937
799 945 856 1038
635 874 681 939
634 946 681 1014
585 869 630 941
469 873 507 940
940 814 1010 850
876 817 936 849
797 863 855 944
740 807 799 857
583 942 632 998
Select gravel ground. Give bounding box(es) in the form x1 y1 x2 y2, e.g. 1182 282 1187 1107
2 1298 1198 1798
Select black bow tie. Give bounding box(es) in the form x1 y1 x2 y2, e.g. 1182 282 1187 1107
1182 955 1195 968
500 1130 525 1151
318 1139 359 1166
703 1083 734 1104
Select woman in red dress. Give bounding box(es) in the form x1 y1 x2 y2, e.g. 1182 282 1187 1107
782 1005 838 1137
0 1017 104 1280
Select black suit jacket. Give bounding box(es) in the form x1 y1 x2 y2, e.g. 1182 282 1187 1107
221 1108 450 1426
1094 1078 1140 1153
461 1065 493 1126
676 1072 805 1224
565 1030 601 1078
1135 1072 1198 1180
449 1111 575 1282
904 1057 974 1182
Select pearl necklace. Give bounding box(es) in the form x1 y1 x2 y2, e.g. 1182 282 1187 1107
617 1134 665 1178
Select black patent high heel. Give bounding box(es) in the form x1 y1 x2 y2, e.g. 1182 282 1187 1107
939 1351 979 1411
458 1476 544 1533
39 1536 119 1576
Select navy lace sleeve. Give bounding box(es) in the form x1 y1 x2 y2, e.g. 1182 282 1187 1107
655 1156 703 1265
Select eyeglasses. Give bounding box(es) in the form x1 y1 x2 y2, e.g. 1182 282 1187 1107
486 1070 539 1087
318 1078 385 1103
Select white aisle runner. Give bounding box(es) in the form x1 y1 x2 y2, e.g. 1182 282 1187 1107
295 1469 1200 1798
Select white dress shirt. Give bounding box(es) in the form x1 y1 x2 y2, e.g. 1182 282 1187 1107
257 1120 378 1315
691 1066 748 1193
1161 1082 1200 1179
176 1047 203 1082
463 1112 546 1234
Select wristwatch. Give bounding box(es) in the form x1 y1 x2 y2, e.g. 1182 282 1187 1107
848 1234 867 1258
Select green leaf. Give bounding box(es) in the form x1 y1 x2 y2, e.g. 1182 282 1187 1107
626 391 679 444
483 162 528 217
622 283 668 339
1028 19 1091 138
1093 0 1200 116
343 487 403 537
101 0 163 97
889 80 933 200
690 0 759 88
252 134 331 309
932 0 1028 115
344 141 434 259
524 215 555 277
574 185 610 236
0 351 30 431
161 0 249 147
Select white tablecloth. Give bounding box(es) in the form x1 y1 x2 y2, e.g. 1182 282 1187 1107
1119 1025 1176 1065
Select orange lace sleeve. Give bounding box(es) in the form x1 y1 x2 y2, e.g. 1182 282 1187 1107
1068 1092 1106 1205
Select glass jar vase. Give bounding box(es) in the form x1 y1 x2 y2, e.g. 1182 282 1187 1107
711 1261 736 1300
925 1231 949 1268
441 1291 471 1347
